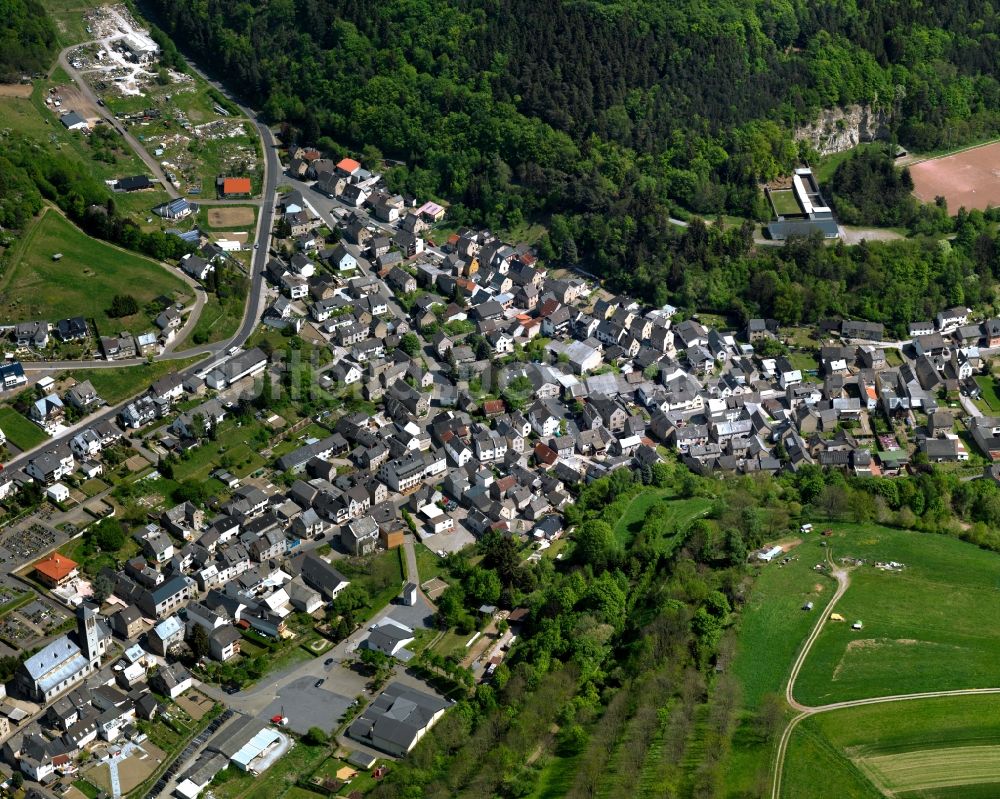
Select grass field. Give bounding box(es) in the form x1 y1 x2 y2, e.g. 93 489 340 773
769 188 802 217
975 375 1000 411
177 293 244 348
66 356 206 404
731 535 835 710
611 489 713 546
794 524 1000 705
0 407 48 451
1 209 191 334
783 695 1000 798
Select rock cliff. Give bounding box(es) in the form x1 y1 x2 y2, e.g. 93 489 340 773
795 105 891 155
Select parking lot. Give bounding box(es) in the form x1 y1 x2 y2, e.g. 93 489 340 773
259 675 358 735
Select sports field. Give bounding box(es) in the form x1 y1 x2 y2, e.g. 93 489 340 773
206 206 256 228
794 524 1000 705
909 140 1000 211
0 209 191 334
783 694 1000 798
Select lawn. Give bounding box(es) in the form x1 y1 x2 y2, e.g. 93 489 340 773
795 524 1000 705
0 407 48 451
0 209 191 334
769 188 802 216
787 350 819 375
66 355 207 404
414 541 449 584
71 780 100 799
783 694 1000 798
611 489 713 546
169 418 269 482
975 375 1000 411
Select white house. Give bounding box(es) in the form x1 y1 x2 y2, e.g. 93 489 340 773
46 483 70 504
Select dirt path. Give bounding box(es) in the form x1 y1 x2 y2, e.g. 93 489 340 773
769 548 1000 798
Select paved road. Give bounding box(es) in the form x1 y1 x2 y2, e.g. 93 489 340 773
2 77 279 480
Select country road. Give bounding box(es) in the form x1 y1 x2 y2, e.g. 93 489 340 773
56 44 180 200
784 554 850 712
769 548 1000 799
2 44 280 480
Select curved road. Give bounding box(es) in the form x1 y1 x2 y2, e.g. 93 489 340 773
769 549 1000 799
784 556 850 712
3 90 279 477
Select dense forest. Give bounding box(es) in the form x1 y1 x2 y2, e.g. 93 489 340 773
0 0 57 81
141 0 1000 320
144 0 1000 220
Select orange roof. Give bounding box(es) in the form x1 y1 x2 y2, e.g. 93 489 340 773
337 157 361 173
34 553 78 581
222 177 251 195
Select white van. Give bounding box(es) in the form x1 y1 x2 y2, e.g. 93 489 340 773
800 523 814 533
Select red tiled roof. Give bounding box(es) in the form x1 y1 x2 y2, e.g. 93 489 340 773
222 177 252 195
534 443 557 465
34 553 78 582
337 157 361 173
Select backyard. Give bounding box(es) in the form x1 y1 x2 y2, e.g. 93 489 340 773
65 355 206 405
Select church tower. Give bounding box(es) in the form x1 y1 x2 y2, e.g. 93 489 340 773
77 603 103 668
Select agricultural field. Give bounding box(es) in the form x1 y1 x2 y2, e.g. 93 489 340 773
909 139 1000 211
783 695 1000 798
0 209 191 334
203 206 256 229
0 407 49 451
794 524 1000 705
